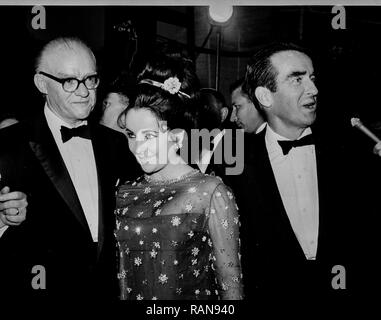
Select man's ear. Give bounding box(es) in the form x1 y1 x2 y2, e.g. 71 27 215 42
34 73 48 94
220 107 229 123
255 86 273 108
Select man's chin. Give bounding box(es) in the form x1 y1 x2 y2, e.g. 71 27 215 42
75 110 92 121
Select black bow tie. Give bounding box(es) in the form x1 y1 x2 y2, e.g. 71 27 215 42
277 134 314 155
60 125 91 143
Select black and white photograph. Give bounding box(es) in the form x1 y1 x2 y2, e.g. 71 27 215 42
0 0 379 312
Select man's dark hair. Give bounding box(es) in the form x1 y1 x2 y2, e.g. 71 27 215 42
243 42 310 108
102 72 137 111
197 88 230 131
230 77 254 102
229 78 245 95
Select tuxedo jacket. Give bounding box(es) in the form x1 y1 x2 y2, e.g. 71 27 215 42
0 112 140 299
205 130 242 190
237 126 365 296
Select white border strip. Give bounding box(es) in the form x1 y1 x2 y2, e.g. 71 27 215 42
1 1 381 6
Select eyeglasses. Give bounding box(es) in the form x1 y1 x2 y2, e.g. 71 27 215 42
38 71 100 93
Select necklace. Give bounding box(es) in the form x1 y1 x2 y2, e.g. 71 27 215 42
144 169 200 185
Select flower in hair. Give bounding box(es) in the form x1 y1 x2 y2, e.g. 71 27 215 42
163 77 182 94
139 78 191 98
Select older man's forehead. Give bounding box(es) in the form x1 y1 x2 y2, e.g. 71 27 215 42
43 45 96 73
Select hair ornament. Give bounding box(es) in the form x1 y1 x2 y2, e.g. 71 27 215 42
139 77 191 98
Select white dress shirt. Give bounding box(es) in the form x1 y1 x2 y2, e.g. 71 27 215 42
197 129 225 173
265 124 319 260
45 105 99 242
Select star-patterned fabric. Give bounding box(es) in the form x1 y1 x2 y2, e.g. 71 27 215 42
115 171 243 300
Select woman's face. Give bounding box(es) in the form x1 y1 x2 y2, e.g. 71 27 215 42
125 108 174 174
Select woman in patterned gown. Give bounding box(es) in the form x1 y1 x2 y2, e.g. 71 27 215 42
115 55 243 300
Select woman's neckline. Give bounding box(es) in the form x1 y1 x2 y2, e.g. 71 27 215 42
144 169 201 186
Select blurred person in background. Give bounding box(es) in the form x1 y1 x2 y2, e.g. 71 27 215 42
99 73 137 134
230 78 265 134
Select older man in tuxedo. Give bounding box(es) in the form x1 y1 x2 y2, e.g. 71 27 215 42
0 37 139 299
238 42 365 297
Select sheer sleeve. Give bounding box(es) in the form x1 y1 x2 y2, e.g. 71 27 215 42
208 183 243 300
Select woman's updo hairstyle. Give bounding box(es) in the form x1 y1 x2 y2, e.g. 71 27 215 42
128 53 200 133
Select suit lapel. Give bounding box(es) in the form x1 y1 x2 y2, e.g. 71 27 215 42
312 131 329 259
252 130 289 224
205 135 223 175
206 131 231 175
28 114 92 241
89 124 106 256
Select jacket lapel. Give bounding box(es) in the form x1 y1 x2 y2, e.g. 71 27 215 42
205 135 223 175
27 113 92 241
312 131 329 259
89 124 106 256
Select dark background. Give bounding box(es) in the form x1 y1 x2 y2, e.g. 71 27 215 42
1 5 381 145
1 5 380 302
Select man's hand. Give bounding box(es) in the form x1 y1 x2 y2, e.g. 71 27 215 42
373 141 381 157
0 186 27 227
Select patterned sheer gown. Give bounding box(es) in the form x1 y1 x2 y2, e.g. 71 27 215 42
115 170 243 300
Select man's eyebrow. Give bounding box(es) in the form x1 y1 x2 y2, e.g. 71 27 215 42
55 72 73 78
286 71 307 79
56 72 97 78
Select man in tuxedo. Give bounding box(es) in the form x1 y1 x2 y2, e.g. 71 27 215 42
193 88 244 188
238 42 362 296
195 88 230 174
0 37 139 299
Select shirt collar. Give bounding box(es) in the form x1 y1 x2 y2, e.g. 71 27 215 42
266 124 313 157
44 104 87 128
44 103 87 143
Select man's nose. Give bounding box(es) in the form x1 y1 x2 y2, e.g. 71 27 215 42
75 82 90 97
306 79 318 96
